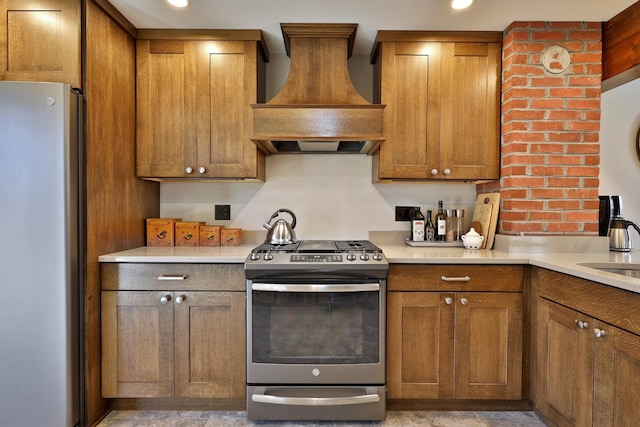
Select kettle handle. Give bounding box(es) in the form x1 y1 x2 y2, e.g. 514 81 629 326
275 208 296 229
627 219 640 237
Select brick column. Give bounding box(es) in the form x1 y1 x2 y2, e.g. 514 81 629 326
478 22 602 236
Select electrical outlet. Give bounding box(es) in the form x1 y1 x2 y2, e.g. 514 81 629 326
215 204 231 220
395 206 416 222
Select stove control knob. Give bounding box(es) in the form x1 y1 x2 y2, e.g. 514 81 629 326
346 253 357 261
373 252 383 261
264 253 273 261
360 253 370 261
250 252 261 261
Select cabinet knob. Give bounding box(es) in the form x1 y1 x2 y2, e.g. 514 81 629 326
594 328 606 338
460 297 469 306
185 167 194 174
175 295 186 304
575 320 589 329
198 166 206 174
430 169 438 176
443 168 451 175
160 295 171 304
444 297 453 305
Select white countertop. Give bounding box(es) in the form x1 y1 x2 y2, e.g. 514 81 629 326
99 241 640 295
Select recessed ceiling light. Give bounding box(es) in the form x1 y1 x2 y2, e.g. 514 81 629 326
451 0 473 10
167 0 190 7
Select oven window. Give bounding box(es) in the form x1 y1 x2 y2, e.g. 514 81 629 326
251 290 380 364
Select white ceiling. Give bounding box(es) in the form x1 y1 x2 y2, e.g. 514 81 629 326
108 0 636 56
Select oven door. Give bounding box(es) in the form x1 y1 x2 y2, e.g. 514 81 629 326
246 280 385 385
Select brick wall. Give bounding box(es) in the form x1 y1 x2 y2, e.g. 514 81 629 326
478 22 602 235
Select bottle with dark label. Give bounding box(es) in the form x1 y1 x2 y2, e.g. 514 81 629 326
425 210 435 241
411 207 425 241
435 201 447 241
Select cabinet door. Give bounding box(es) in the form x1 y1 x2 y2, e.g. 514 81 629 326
455 292 523 399
440 42 500 180
387 292 454 399
102 291 174 398
196 40 263 179
0 0 80 86
136 39 197 177
536 299 593 427
377 42 442 180
593 320 640 427
174 291 245 398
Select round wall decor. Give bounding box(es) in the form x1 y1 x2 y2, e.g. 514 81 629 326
541 46 571 74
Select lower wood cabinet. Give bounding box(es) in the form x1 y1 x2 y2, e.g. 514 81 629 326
387 265 524 400
101 263 246 399
535 269 640 427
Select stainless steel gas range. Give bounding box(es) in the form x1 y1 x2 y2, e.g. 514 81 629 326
244 240 388 421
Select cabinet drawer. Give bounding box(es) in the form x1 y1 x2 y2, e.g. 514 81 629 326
101 263 245 291
537 268 640 336
388 265 523 292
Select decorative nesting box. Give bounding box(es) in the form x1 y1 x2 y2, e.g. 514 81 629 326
199 225 224 247
146 218 181 247
221 228 243 246
175 221 205 247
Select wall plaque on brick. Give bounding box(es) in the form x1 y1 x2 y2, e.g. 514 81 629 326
541 46 571 74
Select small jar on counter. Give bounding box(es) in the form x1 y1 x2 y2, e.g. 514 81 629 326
445 209 465 241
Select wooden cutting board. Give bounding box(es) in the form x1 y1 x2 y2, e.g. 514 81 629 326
471 193 500 249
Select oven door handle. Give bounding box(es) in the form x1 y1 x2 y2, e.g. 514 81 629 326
251 283 380 292
251 391 381 406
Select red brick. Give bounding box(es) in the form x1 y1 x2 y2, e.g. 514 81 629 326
504 109 546 121
548 199 581 209
582 133 600 143
501 165 528 176
549 88 585 98
531 31 567 41
566 188 599 198
548 110 582 120
530 211 564 221
568 31 603 41
567 121 600 131
503 65 546 79
531 165 564 175
585 110 601 121
530 99 565 109
547 155 581 165
530 188 564 198
583 177 600 188
531 121 566 131
565 143 599 154
546 222 582 233
503 176 546 187
560 41 587 52
585 88 602 98
500 189 528 199
571 52 602 63
549 22 585 29
502 199 544 210
530 76 566 87
503 132 546 143
567 166 599 177
547 132 583 142
568 76 602 86
504 154 546 165
502 98 530 110
530 143 565 153
500 211 528 221
547 177 581 187
564 211 599 221
566 99 601 109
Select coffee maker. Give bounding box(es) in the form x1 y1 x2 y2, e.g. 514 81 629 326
600 195 640 252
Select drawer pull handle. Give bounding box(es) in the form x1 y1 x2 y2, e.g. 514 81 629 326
158 274 188 281
444 297 454 305
594 328 606 338
441 275 470 282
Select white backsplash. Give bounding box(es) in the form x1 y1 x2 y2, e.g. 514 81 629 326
160 154 477 241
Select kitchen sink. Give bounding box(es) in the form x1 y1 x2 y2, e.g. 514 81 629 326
577 262 640 279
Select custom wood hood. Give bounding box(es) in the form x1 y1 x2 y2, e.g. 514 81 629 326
251 23 385 154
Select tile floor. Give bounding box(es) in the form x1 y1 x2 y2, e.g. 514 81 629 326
97 410 547 426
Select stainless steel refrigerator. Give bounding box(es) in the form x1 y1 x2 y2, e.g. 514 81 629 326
0 81 83 427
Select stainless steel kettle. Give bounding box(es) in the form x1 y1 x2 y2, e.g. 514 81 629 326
263 208 297 244
609 216 640 252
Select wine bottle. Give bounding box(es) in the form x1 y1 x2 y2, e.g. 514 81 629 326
411 207 425 241
435 201 447 241
425 210 435 241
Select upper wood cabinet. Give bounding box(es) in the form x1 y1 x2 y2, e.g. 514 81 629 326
136 30 268 180
371 32 501 182
0 0 81 86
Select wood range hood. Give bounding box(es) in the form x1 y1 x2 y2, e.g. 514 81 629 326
251 23 385 154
